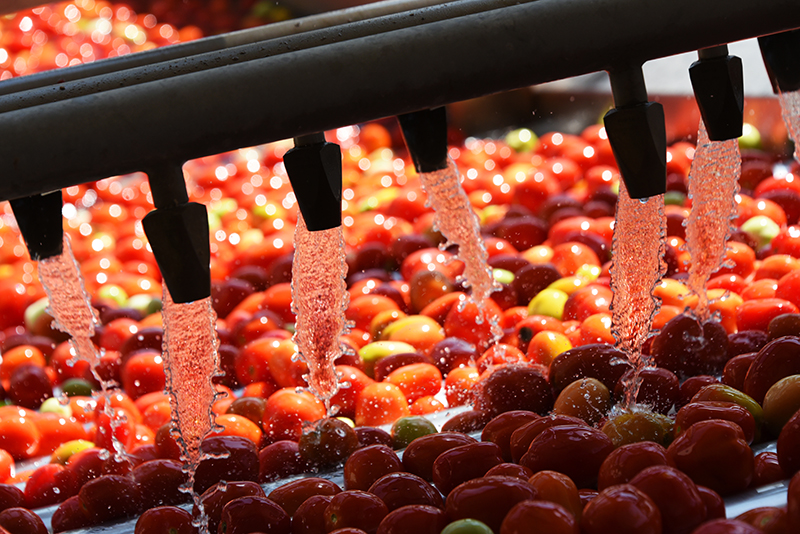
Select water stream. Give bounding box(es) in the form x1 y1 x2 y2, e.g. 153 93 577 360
778 89 800 163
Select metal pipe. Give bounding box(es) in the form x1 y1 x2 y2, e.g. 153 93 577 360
0 0 533 113
0 0 798 202
0 0 464 96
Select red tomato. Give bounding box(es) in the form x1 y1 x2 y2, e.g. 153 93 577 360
736 298 799 332
580 484 662 534
261 388 325 443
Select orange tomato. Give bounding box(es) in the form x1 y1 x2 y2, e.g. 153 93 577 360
444 366 480 407
215 413 263 446
355 382 410 427
384 363 443 404
262 388 326 443
754 254 800 281
34 413 89 456
410 396 446 416
0 345 45 383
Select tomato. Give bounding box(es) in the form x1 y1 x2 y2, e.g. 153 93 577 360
580 485 662 534
376 504 448 534
597 441 672 490
737 298 799 332
262 388 325 443
666 419 754 495
500 500 578 534
445 476 537 534
628 465 706 534
527 470 582 520
135 506 196 534
355 383 410 427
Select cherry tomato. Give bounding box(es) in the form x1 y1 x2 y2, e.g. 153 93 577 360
580 485 662 534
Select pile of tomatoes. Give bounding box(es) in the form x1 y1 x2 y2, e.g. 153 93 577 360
2 2 800 534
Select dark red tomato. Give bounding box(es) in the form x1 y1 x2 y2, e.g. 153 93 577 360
401 432 477 482
628 465 705 534
722 353 757 392
368 472 443 511
131 459 189 509
549 344 632 395
580 485 662 534
777 407 800 476
675 401 756 444
677 375 720 409
597 441 672 490
696 489 723 523
196 481 264 534
0 507 48 534
666 419 754 496
736 507 792 534
527 470 583 521
743 336 800 404
500 500 579 534
329 529 368 534
728 331 770 358
258 440 308 483
355 427 394 448
481 410 540 462
578 489 598 508
519 425 614 489
154 424 182 460
375 504 448 534
651 314 729 376
440 410 490 433
689 519 767 534
298 417 359 469
78 474 142 523
51 495 92 533
432 441 504 495
193 435 260 494
473 364 553 417
343 444 402 491
614 367 679 414
292 494 332 534
218 496 290 534
485 463 534 480
0 485 24 513
508 414 587 464
753 451 788 487
267 477 341 517
23 463 77 509
445 476 536 534
135 506 197 534
429 337 480 376
788 472 800 529
324 490 389 534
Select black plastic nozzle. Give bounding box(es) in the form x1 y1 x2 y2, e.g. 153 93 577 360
283 133 343 232
10 191 64 261
397 107 449 174
603 68 667 199
689 46 744 141
759 29 800 94
141 163 211 304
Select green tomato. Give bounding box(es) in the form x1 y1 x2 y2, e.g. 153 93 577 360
492 268 515 285
210 197 238 217
39 397 72 418
664 190 687 206
51 439 95 465
61 378 96 397
97 284 128 306
126 293 162 316
527 288 569 320
441 519 494 534
739 123 762 150
740 215 780 248
24 296 51 333
358 340 417 378
391 415 437 449
505 128 538 152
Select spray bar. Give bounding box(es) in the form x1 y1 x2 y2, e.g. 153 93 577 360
0 0 797 201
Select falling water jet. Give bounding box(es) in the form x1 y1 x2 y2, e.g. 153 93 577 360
10 191 129 460
686 46 744 319
142 163 222 534
603 67 668 408
759 29 800 163
284 133 348 410
398 108 503 345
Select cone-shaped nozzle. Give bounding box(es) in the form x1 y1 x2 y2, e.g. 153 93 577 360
284 133 343 232
398 107 449 174
10 191 63 261
690 46 744 142
142 163 211 304
759 29 800 93
603 68 667 199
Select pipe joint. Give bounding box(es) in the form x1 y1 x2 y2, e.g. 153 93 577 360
9 191 64 261
398 107 449 173
284 137 343 231
759 28 800 93
689 53 744 141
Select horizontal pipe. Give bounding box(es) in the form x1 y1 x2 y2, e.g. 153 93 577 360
0 0 47 16
0 0 455 96
0 0 798 202
0 0 532 113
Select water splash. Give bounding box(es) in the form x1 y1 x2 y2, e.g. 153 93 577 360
778 89 800 163
418 159 502 342
685 121 741 319
161 289 222 534
37 233 127 459
292 213 348 412
610 182 666 408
